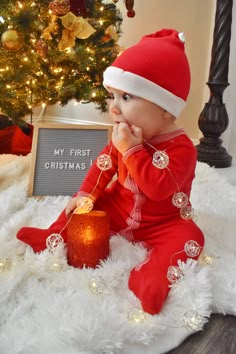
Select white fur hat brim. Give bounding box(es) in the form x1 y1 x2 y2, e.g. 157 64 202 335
103 66 186 117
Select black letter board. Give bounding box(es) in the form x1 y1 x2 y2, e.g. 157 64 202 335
29 123 112 197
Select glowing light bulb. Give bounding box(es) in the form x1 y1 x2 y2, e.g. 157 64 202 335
128 308 146 323
88 276 106 294
183 310 204 331
54 68 62 73
47 257 64 271
204 255 214 264
0 258 12 272
199 251 217 265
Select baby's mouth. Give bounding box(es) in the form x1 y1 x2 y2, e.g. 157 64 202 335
114 121 130 126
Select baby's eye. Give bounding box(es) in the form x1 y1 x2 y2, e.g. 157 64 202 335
122 93 132 101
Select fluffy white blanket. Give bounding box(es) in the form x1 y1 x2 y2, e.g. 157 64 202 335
0 154 236 354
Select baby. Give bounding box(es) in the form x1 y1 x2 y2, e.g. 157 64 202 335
17 28 204 315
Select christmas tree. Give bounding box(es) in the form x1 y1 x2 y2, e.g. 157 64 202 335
0 0 122 126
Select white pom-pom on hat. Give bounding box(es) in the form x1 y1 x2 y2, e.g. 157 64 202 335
178 32 185 43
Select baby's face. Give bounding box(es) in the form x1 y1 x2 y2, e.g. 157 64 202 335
107 87 170 140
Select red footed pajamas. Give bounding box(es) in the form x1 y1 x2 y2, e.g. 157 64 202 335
17 129 204 315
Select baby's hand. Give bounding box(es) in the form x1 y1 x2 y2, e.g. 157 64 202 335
65 197 78 216
112 123 143 154
65 196 94 216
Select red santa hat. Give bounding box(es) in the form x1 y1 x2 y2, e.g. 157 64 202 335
103 29 191 117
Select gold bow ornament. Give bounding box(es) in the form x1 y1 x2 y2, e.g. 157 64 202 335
42 15 59 40
58 11 96 50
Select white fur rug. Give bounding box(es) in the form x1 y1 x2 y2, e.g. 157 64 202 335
0 154 236 354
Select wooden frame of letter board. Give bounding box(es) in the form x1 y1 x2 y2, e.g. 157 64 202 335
28 122 112 197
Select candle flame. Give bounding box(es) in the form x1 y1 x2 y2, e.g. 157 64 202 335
83 226 95 243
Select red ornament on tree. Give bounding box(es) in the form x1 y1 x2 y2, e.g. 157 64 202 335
49 0 70 16
36 38 48 58
69 0 88 17
125 0 135 17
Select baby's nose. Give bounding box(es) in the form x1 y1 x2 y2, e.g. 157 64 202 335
109 101 121 115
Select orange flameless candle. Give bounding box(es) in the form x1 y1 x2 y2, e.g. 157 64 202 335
66 210 110 268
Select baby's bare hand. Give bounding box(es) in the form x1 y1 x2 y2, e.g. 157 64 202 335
112 123 142 154
65 197 78 216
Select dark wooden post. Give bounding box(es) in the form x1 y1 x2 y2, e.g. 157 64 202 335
196 0 233 168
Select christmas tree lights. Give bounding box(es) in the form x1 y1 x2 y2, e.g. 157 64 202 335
0 0 122 126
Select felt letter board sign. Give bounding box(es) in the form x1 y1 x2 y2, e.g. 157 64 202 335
28 123 112 197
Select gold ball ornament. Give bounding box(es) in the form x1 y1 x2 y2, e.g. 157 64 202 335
1 29 23 51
